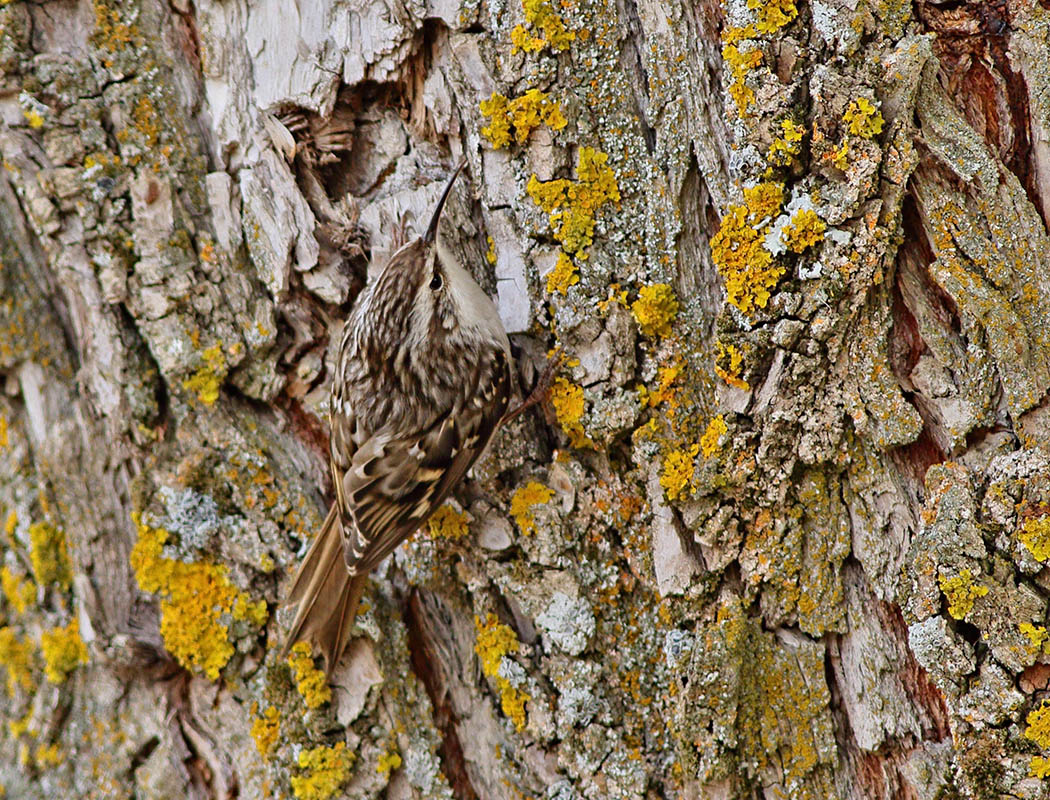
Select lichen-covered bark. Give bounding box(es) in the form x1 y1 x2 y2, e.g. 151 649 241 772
3 0 1050 797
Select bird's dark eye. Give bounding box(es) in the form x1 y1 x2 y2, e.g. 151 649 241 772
429 273 443 291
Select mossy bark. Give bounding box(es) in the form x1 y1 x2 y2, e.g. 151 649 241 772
2 0 1050 797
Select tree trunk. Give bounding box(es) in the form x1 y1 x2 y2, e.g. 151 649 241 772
2 0 1050 797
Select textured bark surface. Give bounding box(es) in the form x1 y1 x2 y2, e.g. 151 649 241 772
2 0 1050 797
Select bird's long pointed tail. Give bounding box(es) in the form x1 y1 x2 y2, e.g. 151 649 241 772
281 505 367 674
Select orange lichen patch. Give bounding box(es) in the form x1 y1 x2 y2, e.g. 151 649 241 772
549 377 590 447
510 482 554 536
40 619 88 684
660 445 698 501
700 415 728 458
1019 513 1050 562
474 614 529 731
0 627 34 697
631 284 679 338
597 282 630 313
1 567 34 615
511 0 576 53
132 95 160 147
428 505 470 540
287 641 332 709
546 252 580 295
639 361 682 409
182 344 226 405
937 569 988 620
715 342 750 390
250 705 280 758
710 182 785 315
526 146 620 256
843 98 884 138
480 89 567 149
92 0 142 55
291 742 354 800
129 514 264 680
782 208 826 253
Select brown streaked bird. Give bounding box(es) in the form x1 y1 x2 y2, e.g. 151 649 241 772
282 162 512 673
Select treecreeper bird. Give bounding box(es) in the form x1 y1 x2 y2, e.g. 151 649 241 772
282 162 512 673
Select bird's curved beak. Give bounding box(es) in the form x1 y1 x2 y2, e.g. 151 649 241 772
423 159 467 245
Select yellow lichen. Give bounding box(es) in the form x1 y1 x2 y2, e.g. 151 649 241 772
721 41 762 118
4 510 16 539
710 182 785 315
1030 756 1050 780
34 744 61 768
92 0 142 56
40 619 88 684
474 614 529 731
1 567 34 615
511 0 576 53
767 119 805 166
486 236 497 265
182 344 226 405
22 109 44 129
1021 623 1050 657
715 342 750 391
28 522 72 590
287 641 332 709
660 446 699 501
700 415 728 458
480 90 567 150
749 0 798 34
291 742 354 800
129 514 263 680
843 98 884 138
742 182 783 222
937 569 988 620
510 482 554 536
549 377 590 447
428 505 470 540
829 140 851 171
250 706 280 758
526 146 620 256
376 749 402 775
546 252 580 296
640 361 682 409
1020 514 1050 562
631 284 679 338
0 627 34 696
782 208 826 253
1027 703 1050 750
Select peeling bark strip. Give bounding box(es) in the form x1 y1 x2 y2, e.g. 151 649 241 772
3 0 1050 796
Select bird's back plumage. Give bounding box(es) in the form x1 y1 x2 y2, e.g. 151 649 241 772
282 165 512 674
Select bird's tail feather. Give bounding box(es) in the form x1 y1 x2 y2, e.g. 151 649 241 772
281 505 367 673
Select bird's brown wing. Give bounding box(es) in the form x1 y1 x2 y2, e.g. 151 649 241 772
340 347 511 574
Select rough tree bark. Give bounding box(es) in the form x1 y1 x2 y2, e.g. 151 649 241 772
2 0 1050 797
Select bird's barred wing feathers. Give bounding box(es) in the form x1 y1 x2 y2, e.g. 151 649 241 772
338 348 511 575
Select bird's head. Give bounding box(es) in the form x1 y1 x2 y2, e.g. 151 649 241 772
360 162 509 372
